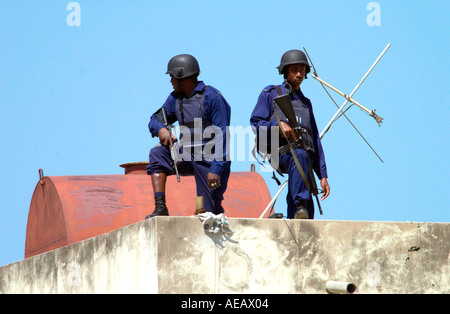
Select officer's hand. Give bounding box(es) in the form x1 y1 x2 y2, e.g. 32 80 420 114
207 173 221 190
279 121 297 141
158 127 174 147
320 178 330 201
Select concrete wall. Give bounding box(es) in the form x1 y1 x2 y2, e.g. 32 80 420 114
1 217 449 294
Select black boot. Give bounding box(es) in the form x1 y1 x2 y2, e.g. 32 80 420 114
146 195 169 219
294 200 309 219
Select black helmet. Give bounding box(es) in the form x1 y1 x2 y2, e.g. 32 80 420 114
277 50 311 75
166 54 200 79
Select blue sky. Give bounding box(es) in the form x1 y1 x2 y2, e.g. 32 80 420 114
0 1 448 267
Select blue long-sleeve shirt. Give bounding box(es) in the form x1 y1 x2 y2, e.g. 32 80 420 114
148 81 231 176
250 82 328 179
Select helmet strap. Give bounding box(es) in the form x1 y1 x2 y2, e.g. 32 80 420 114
284 79 293 94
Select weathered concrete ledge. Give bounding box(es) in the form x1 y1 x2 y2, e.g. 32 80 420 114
1 217 449 294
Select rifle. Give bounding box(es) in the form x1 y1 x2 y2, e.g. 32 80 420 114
273 94 323 215
161 107 181 182
273 94 314 152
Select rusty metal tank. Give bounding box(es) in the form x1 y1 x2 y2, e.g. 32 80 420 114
25 163 272 258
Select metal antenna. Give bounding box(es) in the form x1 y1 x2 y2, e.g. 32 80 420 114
318 44 391 137
303 44 391 163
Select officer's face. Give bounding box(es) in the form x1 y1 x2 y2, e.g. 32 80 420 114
170 75 180 93
286 64 306 90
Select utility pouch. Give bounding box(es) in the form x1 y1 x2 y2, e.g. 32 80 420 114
278 126 314 155
295 126 314 153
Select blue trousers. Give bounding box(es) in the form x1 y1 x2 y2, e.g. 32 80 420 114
146 145 230 214
279 148 315 219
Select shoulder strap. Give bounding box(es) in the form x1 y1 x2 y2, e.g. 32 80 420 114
194 85 208 99
263 85 283 95
274 85 283 96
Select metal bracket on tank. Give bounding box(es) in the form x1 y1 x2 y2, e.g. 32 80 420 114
39 169 45 185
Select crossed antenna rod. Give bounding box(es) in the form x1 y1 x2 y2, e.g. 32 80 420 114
314 44 391 138
304 44 391 163
259 44 391 219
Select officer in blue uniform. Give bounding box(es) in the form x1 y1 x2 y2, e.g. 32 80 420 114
250 50 330 219
146 54 231 218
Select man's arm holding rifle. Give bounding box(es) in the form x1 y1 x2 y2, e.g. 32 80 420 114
157 107 180 182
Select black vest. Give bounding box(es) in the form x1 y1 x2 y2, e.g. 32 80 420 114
175 87 217 160
270 86 315 153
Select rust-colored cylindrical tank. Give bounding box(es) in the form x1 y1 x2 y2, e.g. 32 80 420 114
25 163 272 258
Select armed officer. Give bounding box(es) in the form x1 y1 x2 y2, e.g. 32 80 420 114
250 50 330 219
146 54 231 218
